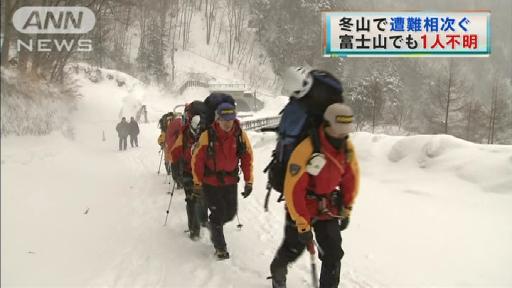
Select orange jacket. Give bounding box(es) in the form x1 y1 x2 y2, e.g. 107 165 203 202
170 125 197 173
284 126 360 233
192 121 253 186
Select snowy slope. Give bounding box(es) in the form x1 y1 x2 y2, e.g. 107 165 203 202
2 69 512 288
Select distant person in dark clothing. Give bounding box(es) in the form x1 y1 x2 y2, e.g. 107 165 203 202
129 116 140 147
116 117 129 151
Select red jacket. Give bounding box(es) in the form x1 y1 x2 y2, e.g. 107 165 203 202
284 126 360 233
192 121 253 186
164 117 182 161
170 125 197 173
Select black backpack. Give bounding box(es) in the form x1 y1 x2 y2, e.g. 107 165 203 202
204 92 236 127
158 112 175 132
263 70 344 211
185 101 209 130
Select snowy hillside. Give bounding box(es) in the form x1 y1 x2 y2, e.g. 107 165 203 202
2 67 512 287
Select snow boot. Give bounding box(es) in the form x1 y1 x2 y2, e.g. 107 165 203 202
272 278 286 288
215 248 230 260
189 230 200 241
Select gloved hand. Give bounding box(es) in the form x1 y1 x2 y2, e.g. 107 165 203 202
339 206 351 231
241 183 252 198
192 185 203 199
339 216 350 231
298 230 314 245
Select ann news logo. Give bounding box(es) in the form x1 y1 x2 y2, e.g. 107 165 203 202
13 6 95 52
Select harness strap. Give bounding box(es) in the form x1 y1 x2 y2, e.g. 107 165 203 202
306 190 343 218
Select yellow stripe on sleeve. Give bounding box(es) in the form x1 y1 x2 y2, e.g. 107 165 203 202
283 138 313 232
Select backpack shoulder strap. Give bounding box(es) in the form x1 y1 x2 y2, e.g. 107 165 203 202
235 125 247 158
309 127 321 154
206 126 216 157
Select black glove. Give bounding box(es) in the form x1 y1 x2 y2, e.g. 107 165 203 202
192 185 203 199
241 183 252 198
298 230 313 245
339 216 350 231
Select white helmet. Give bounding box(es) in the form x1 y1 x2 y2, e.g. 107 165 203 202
190 115 201 135
281 66 314 98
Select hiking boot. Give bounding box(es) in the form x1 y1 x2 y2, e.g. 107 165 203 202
272 278 286 288
214 249 230 260
189 230 200 241
270 256 288 288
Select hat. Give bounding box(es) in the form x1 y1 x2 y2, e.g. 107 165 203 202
324 103 354 135
216 102 237 121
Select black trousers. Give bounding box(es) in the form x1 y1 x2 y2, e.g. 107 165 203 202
203 184 237 250
183 175 208 235
270 213 344 288
165 161 171 175
129 134 138 147
118 136 127 150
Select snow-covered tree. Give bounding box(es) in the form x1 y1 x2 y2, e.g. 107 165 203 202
347 61 403 132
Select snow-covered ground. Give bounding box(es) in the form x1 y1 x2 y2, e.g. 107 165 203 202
2 69 512 288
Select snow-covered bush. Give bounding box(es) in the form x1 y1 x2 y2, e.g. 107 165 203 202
1 68 79 137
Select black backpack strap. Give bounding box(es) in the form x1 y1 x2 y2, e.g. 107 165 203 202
309 127 321 154
305 116 321 154
207 127 229 184
235 126 247 158
206 127 216 162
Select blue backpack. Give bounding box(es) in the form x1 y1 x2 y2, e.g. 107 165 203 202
263 70 344 210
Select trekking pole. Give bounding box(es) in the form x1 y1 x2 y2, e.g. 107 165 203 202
235 212 243 230
307 241 319 288
163 181 177 226
167 174 173 192
157 149 163 174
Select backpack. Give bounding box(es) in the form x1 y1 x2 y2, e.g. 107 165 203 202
204 92 236 127
263 70 344 211
180 101 208 154
158 112 175 132
185 100 209 132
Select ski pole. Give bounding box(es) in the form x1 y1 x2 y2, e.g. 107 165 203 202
164 181 177 226
308 241 319 288
157 149 164 174
314 240 324 257
235 212 243 230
